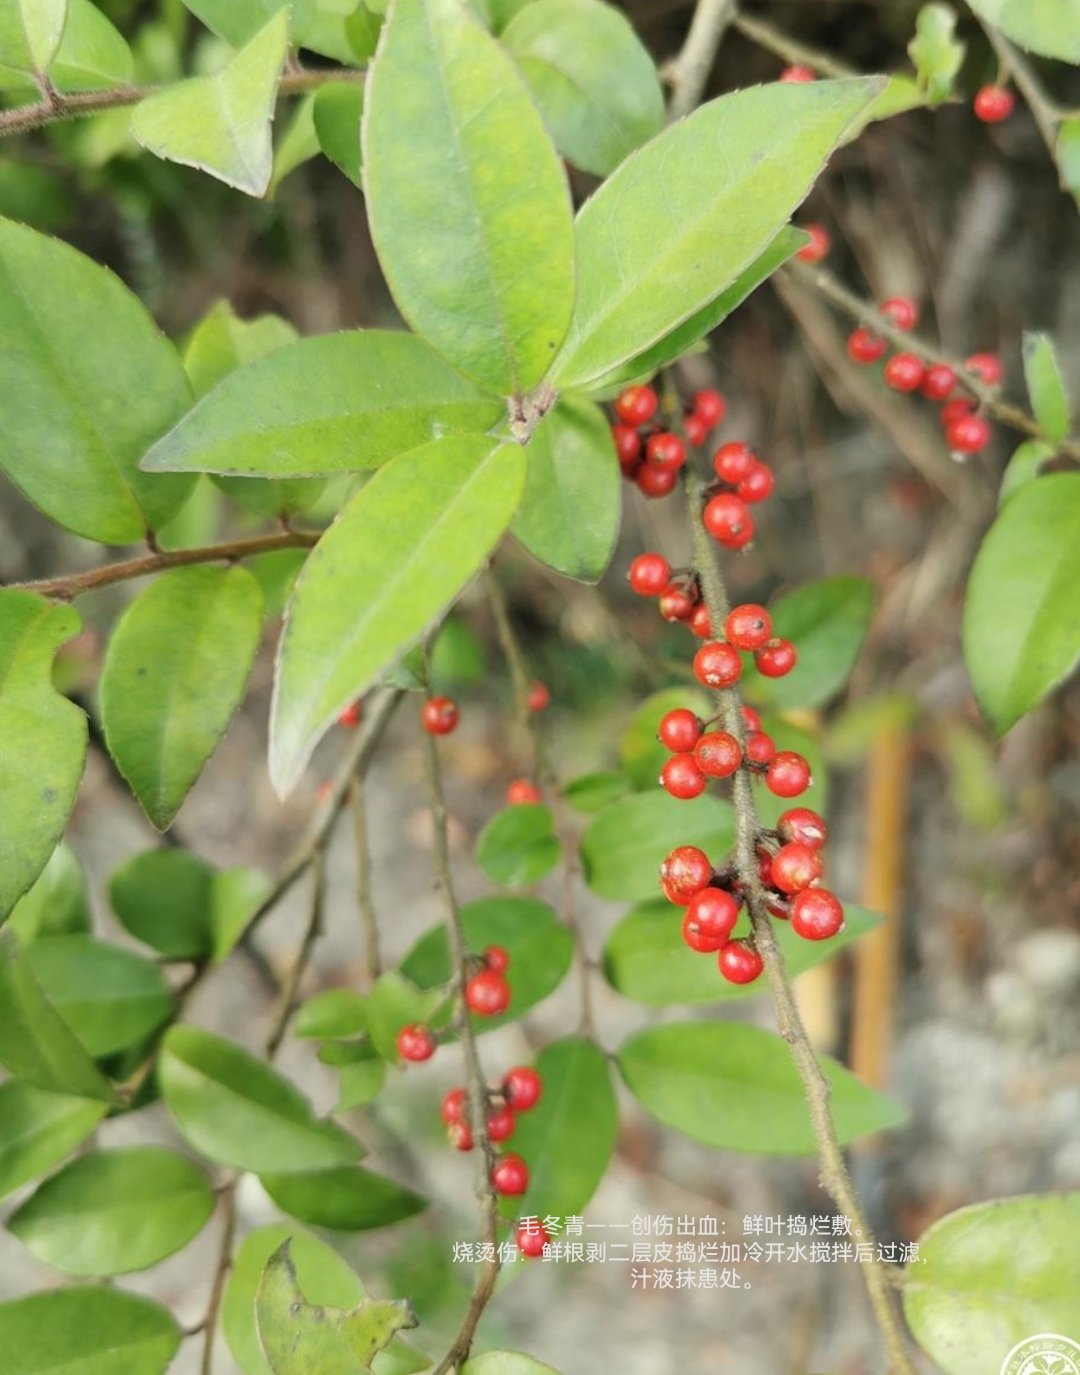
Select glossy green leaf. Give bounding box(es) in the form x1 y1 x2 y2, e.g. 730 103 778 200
363 0 574 394
0 929 114 1101
7 843 90 944
0 0 67 76
966 0 1080 62
314 82 364 187
741 576 874 711
109 848 216 959
999 440 1053 504
903 1192 1080 1374
401 896 573 1032
48 0 133 92
501 0 662 176
563 770 629 813
553 78 881 389
100 565 263 829
512 397 619 582
0 1081 107 1201
144 331 503 479
9 1146 215 1276
603 899 880 1005
581 791 734 902
261 1164 426 1230
1022 331 1070 445
296 988 369 1039
503 1036 615 1219
963 473 1080 734
271 436 526 795
618 1021 906 1154
463 1357 562 1375
618 686 712 791
476 804 560 886
26 936 174 1057
0 1288 179 1375
159 1024 362 1172
907 4 964 104
0 217 193 542
132 12 288 196
365 970 447 1062
181 0 314 47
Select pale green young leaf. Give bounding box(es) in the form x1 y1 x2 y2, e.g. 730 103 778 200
907 3 964 104
314 81 364 187
0 0 68 76
7 841 89 944
0 1289 179 1375
48 0 132 92
999 440 1053 504
181 0 314 48
967 0 1080 62
0 1080 107 1201
260 1165 427 1231
1022 331 1070 444
463 1359 563 1375
295 988 369 1039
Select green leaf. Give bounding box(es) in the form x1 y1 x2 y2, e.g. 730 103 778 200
903 1192 1080 1375
47 0 133 93
581 791 734 902
563 770 629 813
401 895 573 1032
963 473 1080 734
261 1164 427 1230
314 82 364 187
0 928 114 1101
0 217 193 542
501 0 663 176
270 91 321 193
9 1145 215 1276
1057 118 1080 207
7 841 89 945
256 1241 418 1375
362 0 574 394
26 936 174 1057
966 0 1080 62
502 1036 615 1219
0 1080 107 1201
618 1021 906 1154
132 11 288 197
109 848 215 959
476 804 560 886
430 616 487 685
463 1358 562 1375
512 397 619 582
181 0 314 47
185 300 298 398
296 988 369 1039
0 1288 179 1375
330 1045 387 1111
604 900 881 1005
618 686 712 791
999 440 1053 504
159 1024 362 1172
211 865 274 961
0 0 67 76
907 3 964 104
364 970 447 1062
741 576 874 711
271 436 526 795
144 331 503 479
553 77 882 389
941 721 1008 830
100 565 263 829
1022 331 1070 445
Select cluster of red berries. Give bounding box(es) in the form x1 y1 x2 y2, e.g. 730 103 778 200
661 805 843 986
611 385 726 499
656 696 810 803
701 442 776 549
846 296 999 457
395 945 514 1065
628 552 711 636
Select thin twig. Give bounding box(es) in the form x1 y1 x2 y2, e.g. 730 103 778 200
264 853 327 1059
351 776 382 983
665 0 736 121
732 12 856 79
684 473 917 1375
199 1181 238 1375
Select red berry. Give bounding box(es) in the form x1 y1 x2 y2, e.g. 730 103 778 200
778 807 828 849
612 424 642 466
507 778 542 805
718 940 764 984
946 413 992 454
703 493 755 549
682 908 726 953
847 327 886 364
660 753 707 799
516 1221 549 1258
741 704 763 733
503 1066 543 1111
448 1120 474 1151
693 640 743 690
615 385 658 426
880 296 919 331
658 583 697 622
338 700 362 729
883 352 926 393
396 1024 435 1062
658 708 703 753
780 63 816 83
965 352 1003 385
491 1153 529 1196
755 638 797 678
691 389 726 427
683 412 709 447
422 696 459 735
790 888 845 940
628 552 671 597
694 731 742 778
487 1107 516 1142
636 464 678 499
796 222 830 263
736 461 774 504
527 680 549 712
686 886 739 945
484 945 510 974
921 364 957 401
645 431 686 473
660 845 713 905
712 441 755 484
465 970 511 1016
745 731 776 766
441 1088 468 1124
940 396 974 427
725 604 772 650
689 603 714 638
974 84 1015 124
770 841 823 894
765 751 812 798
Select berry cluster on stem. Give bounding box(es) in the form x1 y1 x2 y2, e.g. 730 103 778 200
611 385 726 499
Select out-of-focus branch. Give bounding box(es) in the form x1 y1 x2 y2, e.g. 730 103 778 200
665 0 736 121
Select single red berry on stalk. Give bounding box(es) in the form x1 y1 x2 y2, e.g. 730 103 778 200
745 731 776 766
448 1121 473 1151
686 886 739 944
527 680 549 712
704 493 755 548
646 431 687 472
503 1066 543 1111
658 583 697 622
691 389 726 427
940 397 974 427
441 1088 468 1124
847 327 887 364
516 1222 549 1258
397 1024 435 1062
883 352 926 393
338 700 362 729
778 807 828 849
765 751 812 798
660 845 713 904
725 604 772 650
507 778 542 805
684 412 709 447
422 696 459 735
660 753 707 799
465 970 511 1016
921 364 957 401
682 909 727 953
718 940 764 984
770 841 824 894
491 1154 529 1196
796 223 830 263
880 296 919 330
612 424 642 466
628 552 671 597
974 84 1015 124
694 731 742 778
965 351 1003 385
689 603 714 638
790 888 845 940
658 708 703 753
713 441 756 484
779 63 816 82
636 464 679 499
737 461 775 504
741 704 763 733
615 385 658 426
946 413 992 454
487 1107 516 1142
693 640 743 689
755 638 797 678
484 945 510 974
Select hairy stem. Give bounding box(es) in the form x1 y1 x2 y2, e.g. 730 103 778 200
351 776 382 983
665 0 735 121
